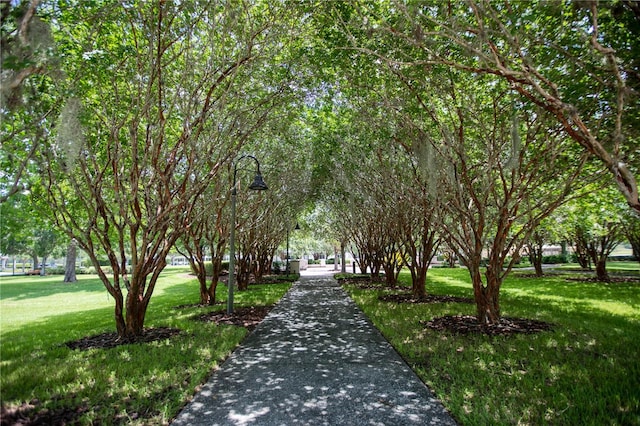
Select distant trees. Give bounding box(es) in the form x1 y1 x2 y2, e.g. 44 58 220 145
622 213 640 267
525 219 559 278
561 186 628 281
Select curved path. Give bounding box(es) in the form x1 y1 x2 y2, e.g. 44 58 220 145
173 268 457 425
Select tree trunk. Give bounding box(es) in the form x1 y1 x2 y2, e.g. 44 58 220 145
205 255 223 305
527 243 544 277
191 257 209 305
574 228 592 270
124 282 149 338
384 257 399 287
63 240 77 282
198 265 209 305
114 292 126 338
533 260 543 277
471 262 501 324
595 258 610 282
236 253 251 291
411 266 428 299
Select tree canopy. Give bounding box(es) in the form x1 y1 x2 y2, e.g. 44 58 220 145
2 0 638 333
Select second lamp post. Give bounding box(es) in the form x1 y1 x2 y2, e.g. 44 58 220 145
285 222 300 275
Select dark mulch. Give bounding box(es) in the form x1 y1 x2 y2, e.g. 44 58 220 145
564 276 640 284
65 327 182 351
356 283 401 290
194 306 272 331
0 400 87 426
423 315 553 336
379 293 474 304
174 301 223 309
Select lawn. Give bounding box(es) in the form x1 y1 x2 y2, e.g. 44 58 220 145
2 264 639 425
342 265 640 425
0 267 291 424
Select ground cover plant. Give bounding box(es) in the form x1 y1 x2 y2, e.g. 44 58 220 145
342 266 640 425
0 267 291 424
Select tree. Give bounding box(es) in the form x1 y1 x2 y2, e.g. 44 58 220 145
398 188 440 298
0 193 33 273
525 218 562 277
621 211 640 265
32 226 57 275
177 174 230 306
320 2 601 322
421 74 589 324
40 1 300 338
563 185 627 281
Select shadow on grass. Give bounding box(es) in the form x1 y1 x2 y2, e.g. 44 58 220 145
0 295 246 425
1 271 291 425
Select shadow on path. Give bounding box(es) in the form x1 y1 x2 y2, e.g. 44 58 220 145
173 273 456 425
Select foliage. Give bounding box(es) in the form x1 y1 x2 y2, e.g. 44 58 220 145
559 184 628 280
365 0 640 212
0 0 62 203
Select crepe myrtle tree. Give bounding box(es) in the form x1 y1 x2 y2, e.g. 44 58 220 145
432 77 591 324
563 185 627 282
622 210 640 265
41 1 298 338
525 217 563 277
177 171 230 306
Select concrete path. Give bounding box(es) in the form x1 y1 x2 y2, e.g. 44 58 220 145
173 268 457 425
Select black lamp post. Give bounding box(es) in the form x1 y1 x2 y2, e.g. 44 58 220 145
285 222 300 275
228 155 268 314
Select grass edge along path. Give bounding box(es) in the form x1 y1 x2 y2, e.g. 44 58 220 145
0 267 291 425
342 267 640 425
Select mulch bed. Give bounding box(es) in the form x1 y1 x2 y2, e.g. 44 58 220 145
0 400 87 426
174 302 223 309
379 293 474 304
423 315 554 336
64 305 274 352
564 276 640 284
194 306 273 331
65 327 182 351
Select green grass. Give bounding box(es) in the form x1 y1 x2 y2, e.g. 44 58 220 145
343 267 640 425
0 266 291 424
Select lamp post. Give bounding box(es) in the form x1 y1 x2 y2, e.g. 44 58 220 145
228 155 268 315
285 222 300 275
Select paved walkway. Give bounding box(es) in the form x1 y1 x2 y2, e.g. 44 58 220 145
173 268 457 425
